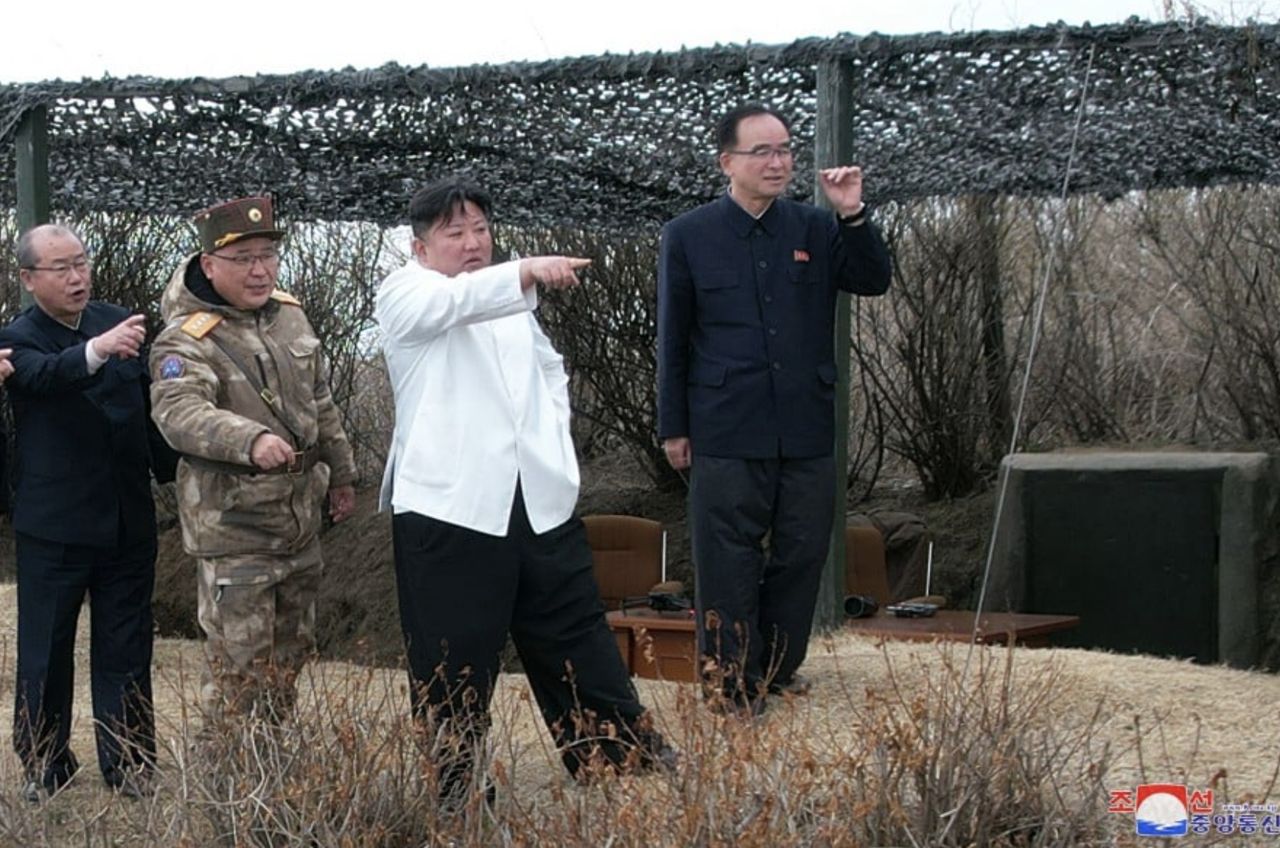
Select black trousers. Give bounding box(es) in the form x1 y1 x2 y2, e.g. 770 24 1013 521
392 487 647 781
13 530 156 789
689 455 835 699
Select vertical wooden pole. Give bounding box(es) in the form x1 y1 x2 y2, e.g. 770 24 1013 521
972 194 1012 460
15 105 50 308
813 58 854 631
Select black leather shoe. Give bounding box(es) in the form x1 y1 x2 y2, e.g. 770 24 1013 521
113 775 154 801
21 780 44 804
22 757 80 803
767 672 812 697
639 737 680 773
104 769 154 801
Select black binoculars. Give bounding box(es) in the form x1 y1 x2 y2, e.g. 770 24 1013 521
843 594 879 618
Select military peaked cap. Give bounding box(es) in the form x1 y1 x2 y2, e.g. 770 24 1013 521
193 196 286 252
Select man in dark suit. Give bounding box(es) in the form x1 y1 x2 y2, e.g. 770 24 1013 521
657 103 892 713
1 224 176 801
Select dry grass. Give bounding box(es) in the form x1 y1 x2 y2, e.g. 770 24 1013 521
0 586 1276 846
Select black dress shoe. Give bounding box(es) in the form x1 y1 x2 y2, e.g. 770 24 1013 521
622 725 680 774
22 757 80 803
638 737 680 773
21 780 44 804
105 771 154 801
767 672 812 697
115 776 154 800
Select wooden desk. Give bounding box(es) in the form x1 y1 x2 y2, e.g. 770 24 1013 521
606 610 698 682
845 610 1080 647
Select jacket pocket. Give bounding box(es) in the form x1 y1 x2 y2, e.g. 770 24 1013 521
287 335 321 384
288 336 321 358
694 270 739 291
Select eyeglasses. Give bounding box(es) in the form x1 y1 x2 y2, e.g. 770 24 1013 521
23 257 92 276
208 249 282 269
725 144 796 161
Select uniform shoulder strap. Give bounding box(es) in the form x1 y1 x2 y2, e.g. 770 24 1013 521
179 311 224 339
270 290 302 307
205 329 307 448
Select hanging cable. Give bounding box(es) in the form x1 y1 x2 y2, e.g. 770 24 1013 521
964 42 1099 659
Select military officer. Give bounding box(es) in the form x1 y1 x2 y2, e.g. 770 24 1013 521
149 196 357 721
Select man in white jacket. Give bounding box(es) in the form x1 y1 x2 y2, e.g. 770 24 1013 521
376 178 674 802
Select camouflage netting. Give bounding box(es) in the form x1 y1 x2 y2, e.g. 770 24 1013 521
0 19 1277 230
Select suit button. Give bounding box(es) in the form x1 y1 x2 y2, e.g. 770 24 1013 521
768 328 778 336
763 295 774 303
772 362 782 370
757 260 768 269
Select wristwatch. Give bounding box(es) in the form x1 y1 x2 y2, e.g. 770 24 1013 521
837 203 868 227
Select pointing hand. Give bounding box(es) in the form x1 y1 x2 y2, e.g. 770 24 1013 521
520 257 591 291
92 314 147 359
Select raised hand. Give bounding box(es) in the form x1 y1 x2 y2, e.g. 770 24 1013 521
91 314 148 359
818 166 866 217
0 348 12 383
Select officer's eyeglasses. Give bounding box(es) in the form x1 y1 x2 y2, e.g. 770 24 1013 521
726 144 796 161
208 249 282 269
23 256 92 277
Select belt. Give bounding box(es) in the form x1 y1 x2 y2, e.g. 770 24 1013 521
183 444 321 477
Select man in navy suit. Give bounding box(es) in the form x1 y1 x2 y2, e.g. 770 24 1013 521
657 103 892 713
1 224 176 801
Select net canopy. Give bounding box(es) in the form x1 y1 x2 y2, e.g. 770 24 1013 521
1 19 1276 231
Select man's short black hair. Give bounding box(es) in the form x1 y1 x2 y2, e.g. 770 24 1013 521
716 103 792 152
408 178 493 239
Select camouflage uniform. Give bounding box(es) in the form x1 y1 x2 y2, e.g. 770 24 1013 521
150 253 356 719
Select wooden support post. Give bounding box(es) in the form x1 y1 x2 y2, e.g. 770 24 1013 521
972 194 1013 460
15 105 50 308
813 58 855 632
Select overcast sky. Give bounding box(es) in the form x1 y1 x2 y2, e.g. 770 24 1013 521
2 0 1275 84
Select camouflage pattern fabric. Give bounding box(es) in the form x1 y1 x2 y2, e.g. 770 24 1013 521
149 253 356 717
149 254 356 558
196 540 322 720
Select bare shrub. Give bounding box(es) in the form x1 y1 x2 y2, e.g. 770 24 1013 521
281 221 393 482
7 184 1279 506
0 644 1121 847
1132 187 1280 442
846 646 1111 846
1002 194 1204 448
0 212 28 324
498 226 679 489
341 355 395 482
157 666 449 846
1006 187 1280 450
843 357 889 504
852 198 1025 499
849 186 1280 501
